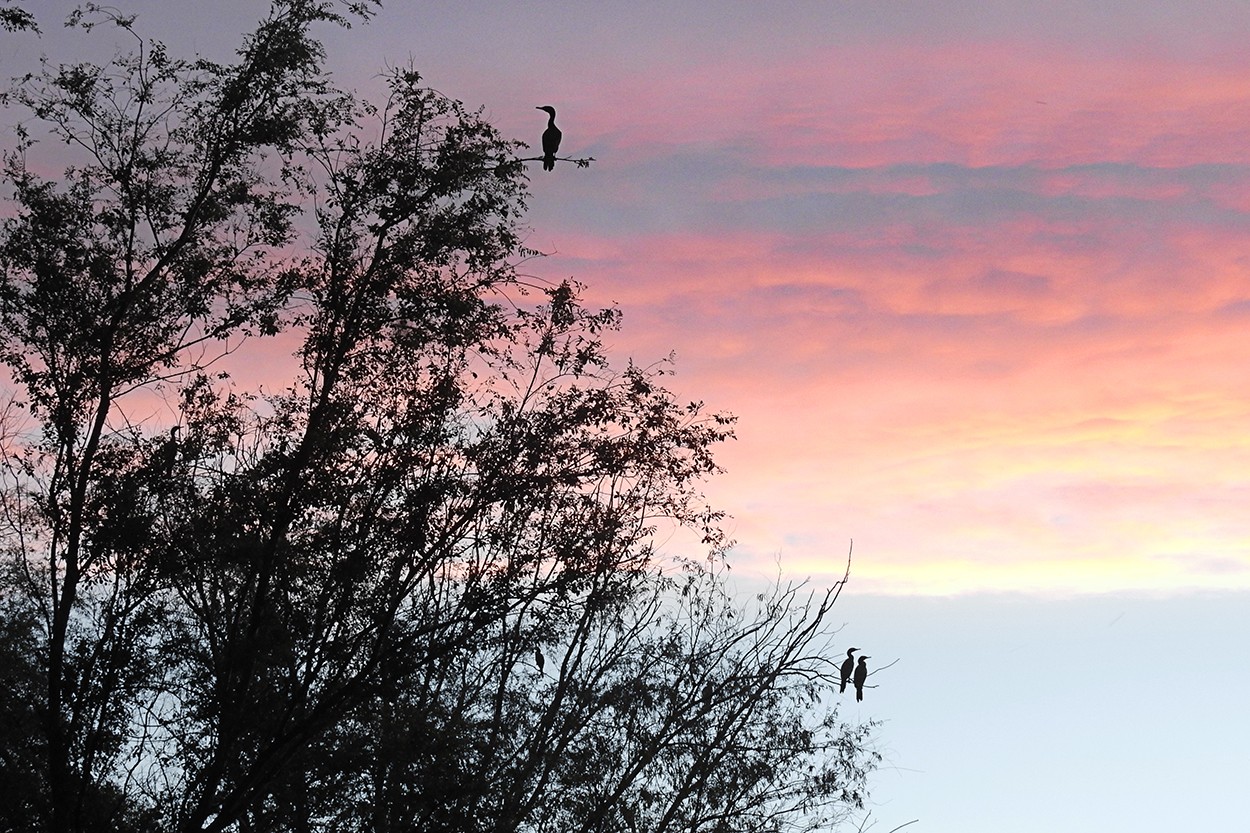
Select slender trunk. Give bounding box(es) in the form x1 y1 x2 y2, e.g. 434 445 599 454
47 373 113 833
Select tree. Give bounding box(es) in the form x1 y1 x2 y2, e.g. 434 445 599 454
0 4 879 832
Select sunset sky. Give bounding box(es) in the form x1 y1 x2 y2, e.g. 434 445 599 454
4 1 1249 830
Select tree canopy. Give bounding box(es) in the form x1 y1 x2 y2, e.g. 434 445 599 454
0 4 879 832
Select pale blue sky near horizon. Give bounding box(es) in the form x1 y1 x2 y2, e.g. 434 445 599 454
831 589 1249 831
4 2 1250 831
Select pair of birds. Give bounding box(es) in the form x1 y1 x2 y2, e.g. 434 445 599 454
840 648 871 702
536 105 561 171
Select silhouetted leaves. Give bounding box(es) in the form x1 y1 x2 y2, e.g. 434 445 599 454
0 1 36 33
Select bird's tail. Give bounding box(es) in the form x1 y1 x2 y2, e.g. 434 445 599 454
856 688 863 702
543 155 555 171
839 680 847 693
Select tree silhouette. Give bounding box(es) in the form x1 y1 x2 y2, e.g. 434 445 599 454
0 3 878 832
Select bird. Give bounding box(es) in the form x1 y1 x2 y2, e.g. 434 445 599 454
536 105 561 171
535 647 545 673
161 425 180 477
853 655 870 702
839 647 859 694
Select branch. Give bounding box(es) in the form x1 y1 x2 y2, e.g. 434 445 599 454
856 813 920 833
828 538 852 606
887 822 920 833
518 154 596 169
866 657 899 677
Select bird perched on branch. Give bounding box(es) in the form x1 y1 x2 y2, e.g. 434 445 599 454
161 425 180 477
839 647 859 694
853 655 870 702
535 647 545 673
536 105 561 171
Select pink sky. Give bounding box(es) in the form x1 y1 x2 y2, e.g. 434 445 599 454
8 0 1249 596
487 17 1250 594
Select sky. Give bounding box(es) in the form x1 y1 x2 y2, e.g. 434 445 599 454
3 1 1250 831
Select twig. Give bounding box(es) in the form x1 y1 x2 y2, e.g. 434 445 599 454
867 657 900 677
856 813 919 833
885 821 920 833
829 539 852 606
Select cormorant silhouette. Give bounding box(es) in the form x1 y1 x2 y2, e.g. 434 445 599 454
853 655 870 702
535 647 545 673
839 647 859 694
161 426 180 477
536 105 561 171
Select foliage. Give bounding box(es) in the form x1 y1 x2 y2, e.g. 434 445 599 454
0 4 878 832
0 0 36 33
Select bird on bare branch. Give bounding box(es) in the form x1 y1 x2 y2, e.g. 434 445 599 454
536 105 561 171
854 655 870 702
839 647 858 694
